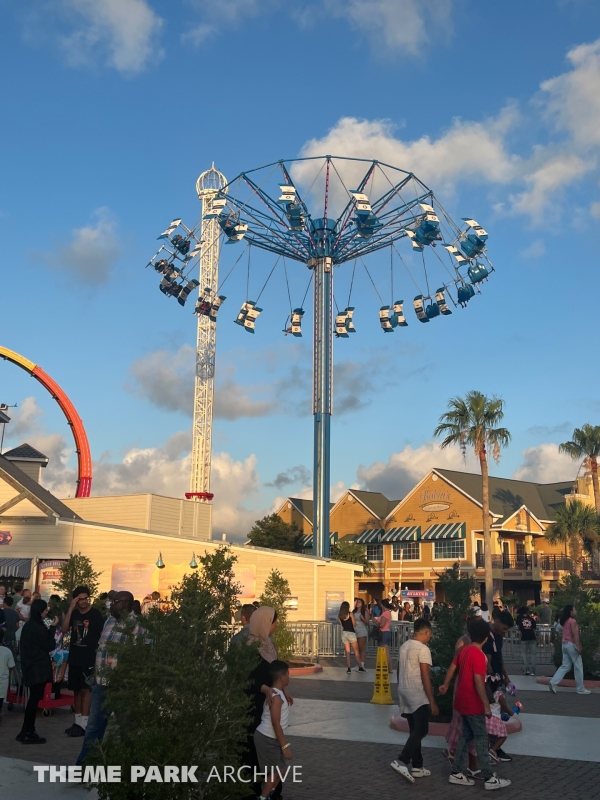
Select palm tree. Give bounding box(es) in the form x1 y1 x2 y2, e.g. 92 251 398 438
559 424 600 514
434 391 511 608
545 499 600 577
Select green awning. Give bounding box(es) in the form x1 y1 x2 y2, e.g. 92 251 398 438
421 522 466 541
380 526 421 542
301 531 338 548
355 528 384 544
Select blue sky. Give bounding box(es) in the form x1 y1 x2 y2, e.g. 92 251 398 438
2 0 600 540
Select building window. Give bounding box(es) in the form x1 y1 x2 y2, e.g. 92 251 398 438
392 542 420 560
434 540 465 560
366 544 384 562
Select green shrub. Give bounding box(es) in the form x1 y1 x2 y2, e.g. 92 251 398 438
259 569 295 662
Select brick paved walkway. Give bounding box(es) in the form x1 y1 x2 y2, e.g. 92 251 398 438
284 736 600 800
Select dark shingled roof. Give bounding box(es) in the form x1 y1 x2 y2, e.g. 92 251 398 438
289 498 334 522
0 453 80 520
3 443 49 464
435 469 574 522
350 490 402 520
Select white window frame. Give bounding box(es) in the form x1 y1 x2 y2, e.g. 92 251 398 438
392 542 420 561
366 543 384 562
432 540 466 561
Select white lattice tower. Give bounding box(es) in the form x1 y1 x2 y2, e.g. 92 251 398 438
190 165 227 497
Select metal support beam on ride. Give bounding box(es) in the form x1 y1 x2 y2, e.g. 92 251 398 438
310 256 333 559
191 166 227 501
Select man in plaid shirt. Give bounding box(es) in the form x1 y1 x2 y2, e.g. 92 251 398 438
76 591 143 764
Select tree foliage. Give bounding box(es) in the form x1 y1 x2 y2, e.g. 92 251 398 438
429 564 478 717
559 423 600 513
545 500 600 576
54 552 101 601
247 514 303 552
88 547 258 800
330 539 373 575
434 390 511 608
259 568 295 662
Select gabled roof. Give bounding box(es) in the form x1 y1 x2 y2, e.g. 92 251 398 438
0 454 80 520
287 497 334 525
347 490 400 520
434 469 574 523
3 443 49 464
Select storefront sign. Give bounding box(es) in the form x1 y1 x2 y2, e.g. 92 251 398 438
420 489 451 511
37 559 68 599
325 590 345 622
401 589 435 600
0 531 12 545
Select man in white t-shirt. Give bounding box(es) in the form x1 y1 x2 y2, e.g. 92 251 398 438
391 618 439 784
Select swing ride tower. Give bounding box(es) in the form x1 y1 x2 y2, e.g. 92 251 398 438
145 156 494 558
190 166 227 499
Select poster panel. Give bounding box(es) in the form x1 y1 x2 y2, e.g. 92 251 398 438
111 564 155 599
37 559 68 599
325 590 345 622
234 565 256 599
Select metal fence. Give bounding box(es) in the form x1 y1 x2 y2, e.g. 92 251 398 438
225 621 556 664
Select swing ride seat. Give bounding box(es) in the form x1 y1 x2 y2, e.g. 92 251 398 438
355 213 382 239
461 232 487 259
379 305 398 331
457 284 476 306
157 219 182 240
435 288 452 316
392 300 408 326
425 301 441 320
468 262 489 283
177 278 200 306
413 295 430 323
172 235 191 255
204 197 227 219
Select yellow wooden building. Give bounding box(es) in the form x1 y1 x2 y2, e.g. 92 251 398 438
278 468 600 605
0 445 357 620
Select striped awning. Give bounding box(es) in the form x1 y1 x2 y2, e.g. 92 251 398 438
0 558 32 578
355 528 384 544
421 522 466 541
380 526 421 543
300 531 338 548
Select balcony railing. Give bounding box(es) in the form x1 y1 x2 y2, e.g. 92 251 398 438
541 554 573 572
477 553 531 569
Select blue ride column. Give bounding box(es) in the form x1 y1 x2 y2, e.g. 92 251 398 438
310 247 333 559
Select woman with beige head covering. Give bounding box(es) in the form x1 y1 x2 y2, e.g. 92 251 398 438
247 606 278 663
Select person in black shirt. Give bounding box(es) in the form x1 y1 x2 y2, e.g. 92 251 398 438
61 586 104 738
516 607 537 675
482 611 514 685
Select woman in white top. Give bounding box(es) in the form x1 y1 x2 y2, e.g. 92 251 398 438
254 660 292 800
352 598 370 671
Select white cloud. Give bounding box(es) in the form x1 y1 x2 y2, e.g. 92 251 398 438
512 443 579 484
183 0 278 45
590 201 600 218
520 239 546 260
59 0 163 74
36 207 121 285
356 441 479 500
295 112 520 196
541 39 600 150
127 345 277 420
181 23 215 47
509 151 593 221
324 0 453 56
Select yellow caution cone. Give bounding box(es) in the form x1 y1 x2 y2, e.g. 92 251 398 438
370 646 394 704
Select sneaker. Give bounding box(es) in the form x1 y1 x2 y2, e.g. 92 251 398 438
449 772 475 786
549 682 557 694
65 724 76 735
22 732 47 745
391 760 415 783
68 724 86 737
467 769 484 781
411 768 431 778
577 688 592 695
484 775 511 790
346 667 351 674
496 749 512 762
15 731 26 742
488 749 500 763
358 667 366 673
